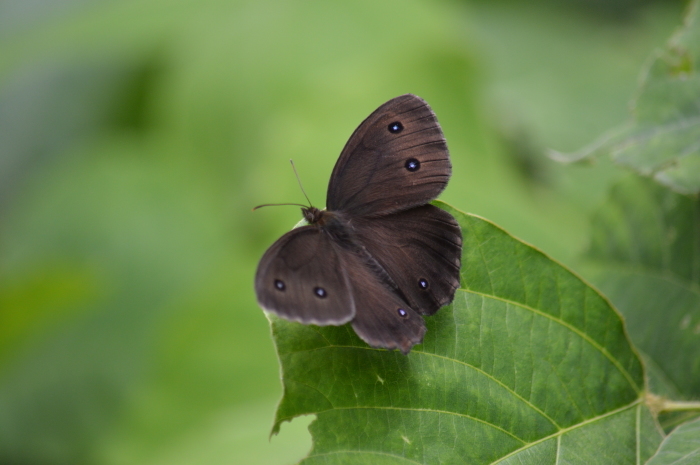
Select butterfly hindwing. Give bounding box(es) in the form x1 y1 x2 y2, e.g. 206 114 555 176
326 94 451 217
353 204 462 316
340 247 426 354
255 226 355 325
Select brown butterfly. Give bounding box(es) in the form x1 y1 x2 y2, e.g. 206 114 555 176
255 94 462 354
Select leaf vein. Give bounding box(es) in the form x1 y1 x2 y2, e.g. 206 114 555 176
489 399 644 465
464 289 642 393
328 405 527 443
303 449 425 465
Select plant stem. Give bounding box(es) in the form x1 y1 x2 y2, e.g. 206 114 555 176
660 400 700 413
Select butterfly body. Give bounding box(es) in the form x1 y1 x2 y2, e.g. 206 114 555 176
255 95 462 354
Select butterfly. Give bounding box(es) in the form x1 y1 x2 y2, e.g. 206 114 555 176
255 94 462 354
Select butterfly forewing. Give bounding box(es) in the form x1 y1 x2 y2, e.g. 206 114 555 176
352 204 462 316
326 94 451 217
255 227 355 325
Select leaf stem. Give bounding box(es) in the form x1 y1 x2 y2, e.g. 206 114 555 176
646 393 700 414
660 400 700 412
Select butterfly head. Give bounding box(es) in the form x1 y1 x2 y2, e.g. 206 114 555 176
302 206 326 225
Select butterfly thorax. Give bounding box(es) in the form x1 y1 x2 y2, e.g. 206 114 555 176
302 206 330 226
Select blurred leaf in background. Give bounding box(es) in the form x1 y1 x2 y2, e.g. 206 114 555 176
552 0 700 195
583 176 700 399
580 175 700 432
647 416 700 465
0 0 687 464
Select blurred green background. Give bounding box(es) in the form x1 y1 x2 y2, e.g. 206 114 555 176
0 0 687 463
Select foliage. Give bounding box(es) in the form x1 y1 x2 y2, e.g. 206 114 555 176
582 176 700 404
552 0 700 195
647 417 700 465
0 0 697 464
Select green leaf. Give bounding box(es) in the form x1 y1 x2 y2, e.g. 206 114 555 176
269 202 661 464
551 0 700 195
579 175 700 433
582 176 700 401
647 417 700 465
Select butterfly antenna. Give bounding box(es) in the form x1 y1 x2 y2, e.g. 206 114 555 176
252 202 308 211
290 159 312 207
